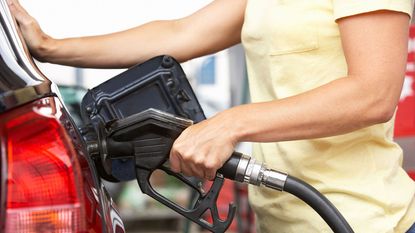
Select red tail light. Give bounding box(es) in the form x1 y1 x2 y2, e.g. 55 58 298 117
3 98 86 232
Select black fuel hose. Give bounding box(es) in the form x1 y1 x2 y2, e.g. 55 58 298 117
284 175 354 233
219 153 354 233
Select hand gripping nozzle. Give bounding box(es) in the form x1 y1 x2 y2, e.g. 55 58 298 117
99 109 236 233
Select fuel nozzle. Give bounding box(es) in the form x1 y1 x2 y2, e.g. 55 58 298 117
218 152 287 191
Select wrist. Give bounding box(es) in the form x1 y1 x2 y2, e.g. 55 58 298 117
226 106 249 144
33 35 56 62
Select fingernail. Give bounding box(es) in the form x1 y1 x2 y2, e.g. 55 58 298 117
170 167 179 173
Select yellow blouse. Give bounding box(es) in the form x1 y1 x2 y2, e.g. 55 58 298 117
241 0 415 232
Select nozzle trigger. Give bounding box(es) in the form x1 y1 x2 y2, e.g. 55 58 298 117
135 167 236 233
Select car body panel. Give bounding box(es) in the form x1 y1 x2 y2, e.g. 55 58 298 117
0 0 125 232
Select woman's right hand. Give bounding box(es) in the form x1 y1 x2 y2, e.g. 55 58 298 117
7 0 53 61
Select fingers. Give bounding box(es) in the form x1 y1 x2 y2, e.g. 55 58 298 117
168 115 237 181
6 0 50 60
169 150 182 174
170 149 207 179
8 0 25 12
170 146 221 181
203 168 217 181
8 0 34 25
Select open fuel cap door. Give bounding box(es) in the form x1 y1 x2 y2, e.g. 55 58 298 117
80 55 206 182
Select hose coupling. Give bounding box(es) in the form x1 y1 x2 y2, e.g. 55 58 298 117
234 154 288 191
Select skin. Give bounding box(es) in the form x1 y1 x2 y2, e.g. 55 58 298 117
7 0 246 68
8 0 411 181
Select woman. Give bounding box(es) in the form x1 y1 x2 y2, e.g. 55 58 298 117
8 0 415 232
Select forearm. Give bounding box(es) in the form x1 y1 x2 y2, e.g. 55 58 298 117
168 73 402 178
30 0 245 68
42 20 190 68
230 75 401 143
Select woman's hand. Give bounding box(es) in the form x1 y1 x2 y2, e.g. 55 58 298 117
7 0 53 61
169 109 239 181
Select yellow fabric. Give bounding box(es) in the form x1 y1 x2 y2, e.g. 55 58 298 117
241 0 415 233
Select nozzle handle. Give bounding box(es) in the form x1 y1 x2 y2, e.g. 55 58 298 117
217 151 246 181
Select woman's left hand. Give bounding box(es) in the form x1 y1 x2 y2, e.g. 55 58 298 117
169 110 239 180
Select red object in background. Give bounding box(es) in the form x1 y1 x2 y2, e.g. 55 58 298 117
408 170 415 180
395 26 415 137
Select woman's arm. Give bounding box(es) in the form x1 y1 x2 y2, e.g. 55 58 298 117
169 10 410 180
8 0 246 68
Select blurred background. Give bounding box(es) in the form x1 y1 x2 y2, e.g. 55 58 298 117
17 1 415 233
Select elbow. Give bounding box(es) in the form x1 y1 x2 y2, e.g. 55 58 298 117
352 74 402 125
366 99 397 124
372 107 395 124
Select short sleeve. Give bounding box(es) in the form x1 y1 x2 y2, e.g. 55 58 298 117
333 0 414 20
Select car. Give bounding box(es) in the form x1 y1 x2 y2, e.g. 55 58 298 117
0 2 125 233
